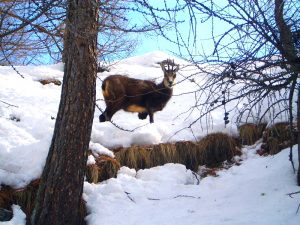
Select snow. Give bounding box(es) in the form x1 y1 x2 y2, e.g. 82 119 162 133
87 155 96 165
0 51 299 224
89 142 114 158
84 146 299 225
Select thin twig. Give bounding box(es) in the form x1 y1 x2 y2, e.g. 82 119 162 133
0 45 24 79
96 103 148 132
0 100 18 108
124 191 136 203
287 191 300 198
192 171 200 185
147 194 201 201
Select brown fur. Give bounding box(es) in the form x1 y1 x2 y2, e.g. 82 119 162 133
99 59 179 123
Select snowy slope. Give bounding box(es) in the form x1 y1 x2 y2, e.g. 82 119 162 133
84 145 299 225
0 51 239 188
0 51 299 225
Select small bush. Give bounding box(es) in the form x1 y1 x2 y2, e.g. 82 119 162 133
197 132 241 168
239 123 266 145
262 122 295 155
86 155 120 183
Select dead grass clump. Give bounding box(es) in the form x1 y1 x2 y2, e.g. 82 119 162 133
0 179 40 221
239 123 266 145
95 156 121 182
175 141 200 171
13 179 39 217
39 78 61 86
86 164 99 183
262 122 295 155
266 122 291 142
115 146 150 170
149 143 179 167
86 155 120 183
114 134 240 171
197 132 241 168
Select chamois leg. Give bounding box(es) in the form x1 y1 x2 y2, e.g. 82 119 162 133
148 109 154 123
99 111 107 122
99 104 120 122
138 112 148 120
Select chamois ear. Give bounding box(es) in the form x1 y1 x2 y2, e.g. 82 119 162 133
173 63 180 72
160 61 167 73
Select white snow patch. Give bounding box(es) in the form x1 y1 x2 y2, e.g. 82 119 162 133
89 142 114 158
87 155 96 165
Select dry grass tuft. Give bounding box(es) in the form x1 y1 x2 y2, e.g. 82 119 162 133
175 141 200 171
0 179 40 221
262 122 295 155
86 164 99 183
95 156 121 182
239 123 266 145
115 146 150 170
86 154 120 183
13 179 39 217
149 143 179 167
197 132 241 168
39 78 61 86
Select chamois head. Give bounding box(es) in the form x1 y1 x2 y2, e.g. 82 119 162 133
160 59 179 88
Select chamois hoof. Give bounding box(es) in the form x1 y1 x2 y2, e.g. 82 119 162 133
99 114 106 122
138 112 148 120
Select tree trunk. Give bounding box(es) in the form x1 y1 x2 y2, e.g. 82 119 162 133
31 1 98 225
297 89 300 185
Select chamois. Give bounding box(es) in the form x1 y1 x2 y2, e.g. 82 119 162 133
99 59 179 123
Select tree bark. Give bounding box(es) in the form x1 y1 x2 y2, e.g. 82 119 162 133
297 89 300 185
31 1 98 225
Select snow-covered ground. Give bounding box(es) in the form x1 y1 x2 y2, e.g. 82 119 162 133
0 51 299 224
84 145 299 225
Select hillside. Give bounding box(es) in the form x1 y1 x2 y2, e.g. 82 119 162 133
0 51 299 225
